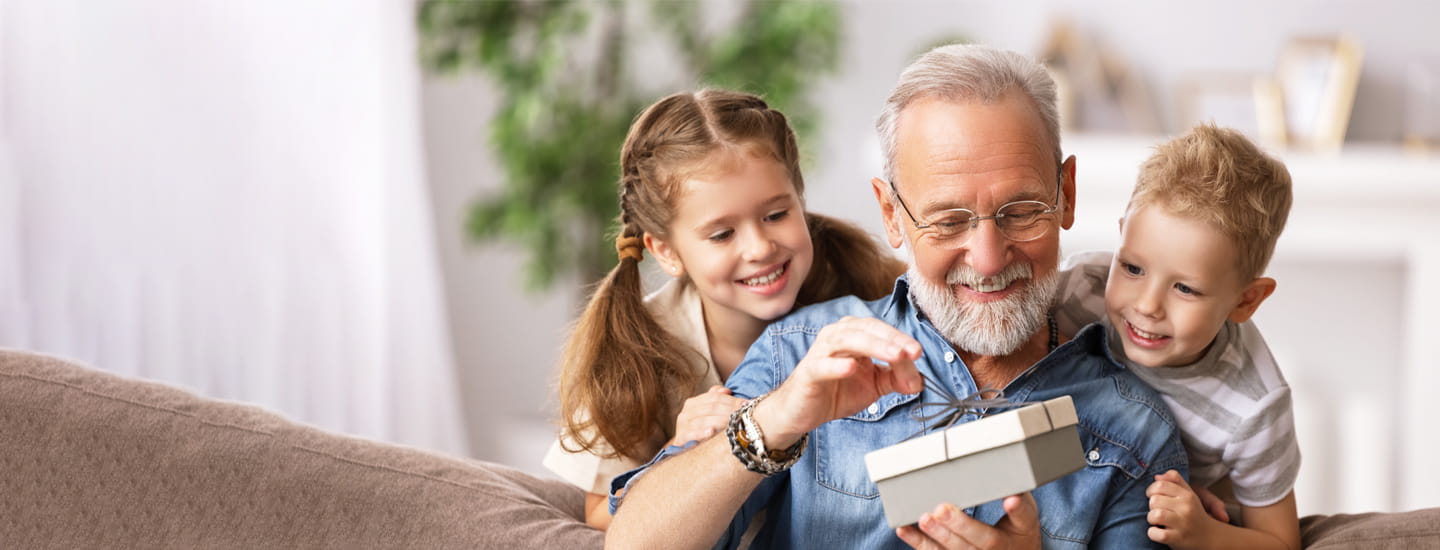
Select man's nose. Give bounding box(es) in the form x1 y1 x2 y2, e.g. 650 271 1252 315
962 219 1011 276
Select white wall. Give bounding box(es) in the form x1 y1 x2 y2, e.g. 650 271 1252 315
422 0 1440 513
2 0 469 454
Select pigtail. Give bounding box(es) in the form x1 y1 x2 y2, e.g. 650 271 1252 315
796 212 906 308
557 181 700 463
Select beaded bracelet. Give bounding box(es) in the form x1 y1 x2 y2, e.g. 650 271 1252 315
725 392 808 476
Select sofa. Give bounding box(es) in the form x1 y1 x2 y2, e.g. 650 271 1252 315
0 350 602 548
1 349 1436 548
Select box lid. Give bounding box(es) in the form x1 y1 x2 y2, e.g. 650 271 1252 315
864 395 1077 482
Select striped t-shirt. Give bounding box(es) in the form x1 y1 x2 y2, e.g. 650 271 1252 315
1053 250 1301 507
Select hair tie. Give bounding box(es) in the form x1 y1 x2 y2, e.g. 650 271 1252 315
615 235 644 262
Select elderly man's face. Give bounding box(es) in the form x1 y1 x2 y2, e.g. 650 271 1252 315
871 91 1076 356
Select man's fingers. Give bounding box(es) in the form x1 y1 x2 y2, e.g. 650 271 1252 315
1000 493 1039 534
806 318 924 395
877 355 924 395
917 507 974 549
895 525 945 550
816 317 922 365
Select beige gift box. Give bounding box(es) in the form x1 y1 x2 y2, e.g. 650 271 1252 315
864 395 1086 528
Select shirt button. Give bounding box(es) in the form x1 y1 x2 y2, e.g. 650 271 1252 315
1087 449 1101 462
867 403 880 415
944 351 956 362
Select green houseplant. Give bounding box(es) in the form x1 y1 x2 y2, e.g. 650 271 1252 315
418 0 841 290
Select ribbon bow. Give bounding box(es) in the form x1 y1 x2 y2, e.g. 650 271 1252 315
904 375 1033 441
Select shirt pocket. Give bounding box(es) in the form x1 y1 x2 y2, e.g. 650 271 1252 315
812 392 920 499
1075 423 1147 481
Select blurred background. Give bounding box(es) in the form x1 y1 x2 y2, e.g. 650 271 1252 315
3 0 1438 517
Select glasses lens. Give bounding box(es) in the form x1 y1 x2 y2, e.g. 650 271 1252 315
928 210 976 239
996 202 1053 241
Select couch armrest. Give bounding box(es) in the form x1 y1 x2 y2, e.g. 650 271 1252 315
0 350 602 548
1301 508 1440 549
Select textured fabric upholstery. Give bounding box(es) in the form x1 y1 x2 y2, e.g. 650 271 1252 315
0 350 602 549
3 349 1437 548
1301 508 1440 549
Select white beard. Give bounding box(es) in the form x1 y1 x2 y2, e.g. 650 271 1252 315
906 261 1060 357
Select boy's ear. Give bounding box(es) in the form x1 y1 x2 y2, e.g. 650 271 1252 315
1228 277 1277 323
871 177 905 249
643 233 684 278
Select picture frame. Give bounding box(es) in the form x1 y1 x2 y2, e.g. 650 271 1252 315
1038 19 1160 134
1273 35 1364 151
1177 74 1284 147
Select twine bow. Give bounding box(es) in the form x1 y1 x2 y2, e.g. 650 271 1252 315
903 375 1034 441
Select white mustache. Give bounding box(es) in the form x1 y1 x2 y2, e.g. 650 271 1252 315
946 263 1033 287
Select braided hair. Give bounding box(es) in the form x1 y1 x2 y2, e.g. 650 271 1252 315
558 90 903 462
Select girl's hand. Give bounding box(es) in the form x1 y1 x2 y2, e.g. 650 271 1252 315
669 385 745 446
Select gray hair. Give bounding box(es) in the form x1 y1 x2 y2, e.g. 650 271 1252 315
875 44 1062 183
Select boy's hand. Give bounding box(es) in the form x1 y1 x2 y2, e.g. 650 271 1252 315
1193 485 1230 524
1145 470 1217 549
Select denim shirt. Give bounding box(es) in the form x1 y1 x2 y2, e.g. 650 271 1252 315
613 277 1188 549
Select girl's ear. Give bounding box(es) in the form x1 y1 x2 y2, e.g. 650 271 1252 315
1228 277 1277 323
643 233 684 277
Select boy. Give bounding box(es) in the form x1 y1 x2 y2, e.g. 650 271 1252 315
1056 124 1299 550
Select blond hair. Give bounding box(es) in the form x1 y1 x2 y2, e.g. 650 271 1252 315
559 90 904 461
1130 124 1293 280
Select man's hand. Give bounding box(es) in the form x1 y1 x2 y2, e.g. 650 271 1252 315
669 385 745 446
895 493 1041 550
752 316 924 445
1145 470 1217 549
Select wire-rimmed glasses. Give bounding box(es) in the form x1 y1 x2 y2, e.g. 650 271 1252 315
888 167 1063 248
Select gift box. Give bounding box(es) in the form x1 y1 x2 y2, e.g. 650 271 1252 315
863 395 1085 528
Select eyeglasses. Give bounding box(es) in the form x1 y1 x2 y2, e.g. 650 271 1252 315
888 166 1063 248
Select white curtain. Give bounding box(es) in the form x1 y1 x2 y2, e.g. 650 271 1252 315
0 0 469 456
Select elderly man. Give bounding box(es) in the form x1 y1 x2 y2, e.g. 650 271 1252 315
606 44 1187 550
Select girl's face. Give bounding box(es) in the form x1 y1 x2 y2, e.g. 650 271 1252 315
648 150 813 330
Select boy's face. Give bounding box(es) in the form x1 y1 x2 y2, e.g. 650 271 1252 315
1104 204 1264 367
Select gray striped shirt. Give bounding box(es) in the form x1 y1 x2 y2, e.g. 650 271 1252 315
1053 251 1301 507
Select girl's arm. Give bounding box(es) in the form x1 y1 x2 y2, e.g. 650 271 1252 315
585 492 612 530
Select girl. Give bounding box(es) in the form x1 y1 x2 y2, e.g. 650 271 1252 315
543 89 904 530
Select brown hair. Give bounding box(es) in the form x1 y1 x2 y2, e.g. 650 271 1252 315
558 89 904 462
1130 124 1293 280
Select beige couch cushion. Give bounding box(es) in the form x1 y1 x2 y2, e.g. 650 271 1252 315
0 350 602 549
1301 509 1440 549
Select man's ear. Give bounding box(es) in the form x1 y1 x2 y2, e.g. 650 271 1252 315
1060 155 1077 230
643 233 684 277
1228 277 1277 323
871 177 905 248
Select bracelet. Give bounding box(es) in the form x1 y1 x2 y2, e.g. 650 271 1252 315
726 392 808 476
